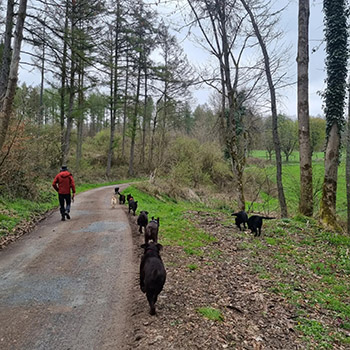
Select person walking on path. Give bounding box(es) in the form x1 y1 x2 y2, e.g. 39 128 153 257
52 165 76 221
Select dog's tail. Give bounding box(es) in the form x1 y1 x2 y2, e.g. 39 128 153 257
261 216 275 220
231 212 240 217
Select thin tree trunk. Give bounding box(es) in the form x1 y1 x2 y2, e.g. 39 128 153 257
76 68 84 169
241 0 287 217
62 2 76 165
128 52 142 176
320 123 341 228
60 2 69 163
220 2 245 211
141 70 148 166
62 60 75 165
149 98 161 168
0 0 15 102
297 0 313 216
122 49 129 159
0 0 27 151
347 84 350 234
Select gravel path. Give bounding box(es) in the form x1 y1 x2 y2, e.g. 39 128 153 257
0 184 136 350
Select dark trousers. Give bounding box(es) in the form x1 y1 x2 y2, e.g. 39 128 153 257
58 193 71 217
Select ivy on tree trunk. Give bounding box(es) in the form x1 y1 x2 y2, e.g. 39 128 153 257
320 0 348 229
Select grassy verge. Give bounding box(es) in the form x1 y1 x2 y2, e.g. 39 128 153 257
126 185 350 348
122 185 217 254
235 215 350 349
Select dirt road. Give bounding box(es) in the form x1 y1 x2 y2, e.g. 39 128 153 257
0 184 136 350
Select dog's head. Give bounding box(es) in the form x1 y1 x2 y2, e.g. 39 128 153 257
141 242 163 252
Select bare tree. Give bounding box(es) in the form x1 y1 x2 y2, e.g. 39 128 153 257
0 0 28 151
186 0 254 210
240 0 288 217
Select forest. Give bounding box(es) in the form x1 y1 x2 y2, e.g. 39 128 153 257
0 0 348 230
2 0 350 348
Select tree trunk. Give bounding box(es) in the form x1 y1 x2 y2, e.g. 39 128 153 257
220 1 245 211
297 0 313 216
347 85 350 234
107 2 120 177
0 0 27 151
128 52 142 177
122 48 129 159
39 41 45 126
241 0 287 217
141 70 148 166
320 123 341 229
62 63 75 165
62 2 76 165
76 68 84 169
59 2 69 163
0 0 15 102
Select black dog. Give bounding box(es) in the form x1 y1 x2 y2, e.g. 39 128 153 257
128 198 138 216
145 217 160 244
232 211 248 231
140 242 166 315
119 193 126 204
137 211 149 234
247 215 275 237
127 194 132 202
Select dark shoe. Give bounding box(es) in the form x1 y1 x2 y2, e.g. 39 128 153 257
65 212 71 220
61 216 66 221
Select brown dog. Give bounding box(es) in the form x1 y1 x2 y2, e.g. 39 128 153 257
144 217 159 244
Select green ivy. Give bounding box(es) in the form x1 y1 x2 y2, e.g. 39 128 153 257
323 0 349 139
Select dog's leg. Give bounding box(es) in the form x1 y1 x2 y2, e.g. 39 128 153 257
147 293 156 315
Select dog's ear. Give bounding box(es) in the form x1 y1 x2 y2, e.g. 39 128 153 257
156 243 163 251
151 216 154 220
145 211 149 215
140 243 147 249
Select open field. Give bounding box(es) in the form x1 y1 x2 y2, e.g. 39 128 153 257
247 150 346 222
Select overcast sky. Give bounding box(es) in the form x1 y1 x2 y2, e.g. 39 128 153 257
19 0 325 118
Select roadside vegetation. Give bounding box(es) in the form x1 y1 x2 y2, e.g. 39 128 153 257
121 183 350 349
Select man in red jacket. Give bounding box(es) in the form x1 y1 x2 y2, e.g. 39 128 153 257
52 165 76 221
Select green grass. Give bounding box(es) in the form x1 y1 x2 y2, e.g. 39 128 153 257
187 263 199 271
196 307 224 321
122 185 217 253
246 151 347 222
241 218 350 348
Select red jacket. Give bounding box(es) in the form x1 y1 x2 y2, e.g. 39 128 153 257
52 171 76 195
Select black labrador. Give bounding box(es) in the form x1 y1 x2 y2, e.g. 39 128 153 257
247 215 275 237
140 242 166 315
137 211 149 234
119 193 126 204
232 211 248 231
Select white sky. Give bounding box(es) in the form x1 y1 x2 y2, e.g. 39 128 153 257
18 0 325 118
